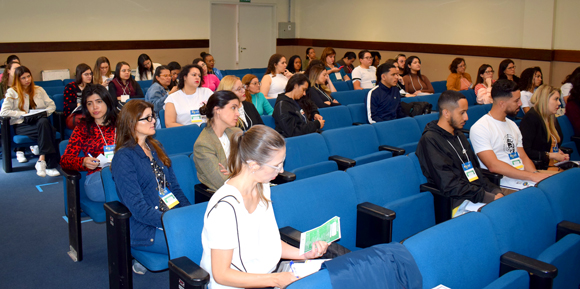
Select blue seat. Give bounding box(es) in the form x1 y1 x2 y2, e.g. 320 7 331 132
407 153 428 184
49 93 67 140
465 103 492 131
287 269 332 289
333 80 352 91
158 109 166 128
267 98 276 108
261 115 275 129
372 117 422 155
321 125 392 166
557 115 580 160
460 89 478 105
417 93 441 111
36 79 64 87
480 187 580 289
414 112 439 131
284 133 338 180
136 80 152 91
401 96 421 103
404 213 530 289
431 81 447 93
250 68 267 76
347 157 435 242
347 103 369 125
318 106 354 130
154 125 202 156
536 168 580 224
331 89 369 105
63 78 75 84
43 86 65 97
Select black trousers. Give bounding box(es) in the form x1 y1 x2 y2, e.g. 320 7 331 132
14 118 60 169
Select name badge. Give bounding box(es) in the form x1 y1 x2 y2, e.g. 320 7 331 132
399 89 406 95
334 72 342 80
190 110 202 123
508 151 524 169
104 145 115 162
159 188 179 209
120 95 130 102
371 80 377 86
553 144 559 153
462 161 479 182
76 92 82 97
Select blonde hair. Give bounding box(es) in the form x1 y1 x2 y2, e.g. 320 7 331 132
531 84 561 143
307 65 331 96
216 75 239 91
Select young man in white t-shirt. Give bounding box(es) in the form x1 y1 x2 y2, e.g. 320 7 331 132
351 50 377 90
470 79 552 191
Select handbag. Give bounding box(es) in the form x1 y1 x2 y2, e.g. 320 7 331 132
66 110 85 130
23 111 48 125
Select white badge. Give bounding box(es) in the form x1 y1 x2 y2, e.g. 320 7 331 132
190 110 202 123
334 72 342 80
508 151 524 169
120 95 130 102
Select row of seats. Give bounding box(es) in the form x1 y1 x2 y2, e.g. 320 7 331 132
331 79 447 94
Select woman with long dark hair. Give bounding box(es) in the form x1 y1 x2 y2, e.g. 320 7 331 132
307 65 340 108
261 54 293 99
518 67 543 113
560 66 580 102
135 54 160 81
63 63 94 117
287 55 303 74
61 84 118 201
0 61 20 101
108 61 145 101
193 58 220 91
164 64 213 127
402 56 434 96
473 64 495 104
497 59 520 83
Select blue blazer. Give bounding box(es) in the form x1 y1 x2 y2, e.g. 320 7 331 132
112 141 191 246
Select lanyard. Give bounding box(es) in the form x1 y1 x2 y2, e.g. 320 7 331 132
446 136 471 165
315 85 333 102
96 125 115 146
409 74 424 92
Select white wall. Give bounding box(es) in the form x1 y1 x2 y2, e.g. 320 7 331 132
553 0 580 50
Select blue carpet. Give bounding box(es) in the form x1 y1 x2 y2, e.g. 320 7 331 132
0 155 168 288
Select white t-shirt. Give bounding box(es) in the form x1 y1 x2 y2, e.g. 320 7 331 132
266 73 288 98
351 66 377 89
520 90 533 108
561 83 573 98
470 114 531 189
218 133 230 160
164 88 213 126
200 182 282 289
135 63 161 81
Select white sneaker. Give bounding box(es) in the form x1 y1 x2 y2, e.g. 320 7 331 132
30 145 40 155
16 151 28 163
35 160 47 177
132 260 147 275
46 168 61 177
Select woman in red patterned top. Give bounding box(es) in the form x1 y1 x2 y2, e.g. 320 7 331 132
63 63 94 118
60 84 118 202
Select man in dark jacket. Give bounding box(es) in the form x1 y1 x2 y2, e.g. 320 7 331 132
416 90 503 212
365 63 407 123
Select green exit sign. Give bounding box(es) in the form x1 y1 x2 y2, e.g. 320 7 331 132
240 0 250 2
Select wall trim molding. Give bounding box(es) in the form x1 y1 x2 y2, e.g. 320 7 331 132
0 39 210 53
277 38 580 63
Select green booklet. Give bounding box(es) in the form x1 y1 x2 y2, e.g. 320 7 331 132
299 216 341 255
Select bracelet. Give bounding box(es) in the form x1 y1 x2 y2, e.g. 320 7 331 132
533 170 540 173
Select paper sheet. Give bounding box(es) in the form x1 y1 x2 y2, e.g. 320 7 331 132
23 109 47 117
299 216 341 255
96 154 110 168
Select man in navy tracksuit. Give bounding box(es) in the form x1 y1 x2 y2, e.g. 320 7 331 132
365 63 407 123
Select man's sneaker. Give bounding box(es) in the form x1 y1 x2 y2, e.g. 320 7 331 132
16 151 28 163
46 168 61 177
35 160 47 177
30 145 40 155
132 260 147 275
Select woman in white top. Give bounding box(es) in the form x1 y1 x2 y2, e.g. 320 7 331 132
200 125 329 289
164 64 213 127
260 54 293 99
518 67 543 113
93 56 113 87
135 53 161 81
0 66 60 177
560 67 580 103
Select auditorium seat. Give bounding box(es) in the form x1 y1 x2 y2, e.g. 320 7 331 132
536 168 580 224
331 89 369 105
43 86 65 97
460 89 478 106
284 133 339 180
417 93 441 111
321 125 392 166
267 98 276 108
36 79 64 88
464 103 492 132
431 80 447 94
63 78 75 84
49 93 67 140
154 125 202 156
372 117 422 155
136 80 152 91
318 106 354 130
347 103 370 125
158 109 165 128
250 68 267 76
332 80 353 91
556 115 580 160
261 115 275 129
414 112 439 131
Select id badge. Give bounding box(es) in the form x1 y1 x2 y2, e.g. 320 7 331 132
462 161 479 182
371 80 377 87
159 188 179 209
190 110 202 123
104 145 115 162
508 151 524 169
120 95 130 102
334 72 342 80
553 145 559 153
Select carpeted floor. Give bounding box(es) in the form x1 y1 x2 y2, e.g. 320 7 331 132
0 153 168 288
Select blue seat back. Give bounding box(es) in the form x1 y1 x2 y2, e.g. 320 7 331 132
372 117 422 154
322 125 379 159
271 171 359 250
536 168 580 224
63 78 75 84
404 213 504 289
460 89 477 105
261 115 275 129
102 166 119 202
42 86 65 97
136 80 152 90
557 115 580 159
154 125 202 156
465 104 492 130
331 89 369 105
158 109 166 128
318 106 353 130
407 153 428 184
480 187 557 258
284 133 331 171
287 269 332 289
168 155 199 203
250 68 267 76
414 113 439 131
431 81 447 93
163 202 208 262
36 79 64 87
347 103 369 124
332 81 351 91
401 96 420 104
267 98 276 108
51 94 64 112
417 93 441 111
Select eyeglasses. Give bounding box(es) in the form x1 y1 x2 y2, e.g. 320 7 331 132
233 87 245 93
82 73 93 76
263 162 284 173
507 66 516 70
159 74 171 77
485 70 495 74
138 114 156 122
363 57 374 60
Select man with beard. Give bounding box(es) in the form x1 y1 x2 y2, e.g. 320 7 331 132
470 79 551 191
416 90 503 216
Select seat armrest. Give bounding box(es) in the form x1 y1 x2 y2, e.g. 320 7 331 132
104 201 133 289
481 169 503 186
194 183 214 204
378 145 405 156
420 183 453 224
104 201 131 219
271 171 296 185
168 256 210 288
1 116 12 173
356 202 395 248
557 220 580 242
352 122 364 126
52 111 65 140
419 183 441 195
279 226 301 248
328 155 356 170
560 147 573 155
571 135 580 142
500 251 558 288
62 168 81 180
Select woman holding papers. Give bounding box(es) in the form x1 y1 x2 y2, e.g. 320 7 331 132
200 125 329 289
60 84 118 202
0 66 59 177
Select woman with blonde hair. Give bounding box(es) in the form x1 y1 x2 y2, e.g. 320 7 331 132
519 85 570 169
320 47 350 82
217 75 263 131
306 65 340 108
241 74 273 116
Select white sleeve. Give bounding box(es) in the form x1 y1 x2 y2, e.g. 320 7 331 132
470 121 493 154
561 83 572 97
351 67 362 83
164 93 175 105
515 123 524 148
520 92 532 108
205 202 239 250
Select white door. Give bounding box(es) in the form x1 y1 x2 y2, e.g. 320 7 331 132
210 4 276 70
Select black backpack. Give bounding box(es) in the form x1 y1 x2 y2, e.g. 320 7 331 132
400 101 432 117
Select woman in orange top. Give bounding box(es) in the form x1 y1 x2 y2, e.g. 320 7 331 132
446 58 472 91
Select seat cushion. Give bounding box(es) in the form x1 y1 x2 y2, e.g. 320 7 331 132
292 161 338 180
482 270 529 289
384 192 435 242
131 249 169 271
353 150 392 166
536 233 580 289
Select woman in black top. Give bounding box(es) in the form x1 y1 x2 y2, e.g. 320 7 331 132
306 65 340 108
497 59 520 84
519 85 569 169
108 61 144 102
273 74 325 137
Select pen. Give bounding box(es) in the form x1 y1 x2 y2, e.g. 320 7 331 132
289 261 298 278
87 154 98 163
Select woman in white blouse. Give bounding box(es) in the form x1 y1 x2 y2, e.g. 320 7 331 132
260 54 293 99
164 64 213 127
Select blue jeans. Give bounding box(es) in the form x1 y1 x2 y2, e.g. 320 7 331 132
134 229 167 254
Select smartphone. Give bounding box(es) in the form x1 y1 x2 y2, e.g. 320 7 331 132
337 66 344 70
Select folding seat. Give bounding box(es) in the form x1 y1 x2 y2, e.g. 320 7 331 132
321 124 392 166
318 106 354 130
332 81 351 91
401 96 421 104
42 86 65 98
460 89 478 105
158 109 166 128
62 78 75 84
372 117 423 155
136 80 152 91
284 133 339 180
267 98 276 108
431 80 447 93
464 103 492 132
347 103 370 125
536 168 580 224
35 79 64 88
331 89 369 105
261 115 276 129
417 92 441 111
414 112 439 131
556 115 580 160
154 125 202 156
480 187 580 289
